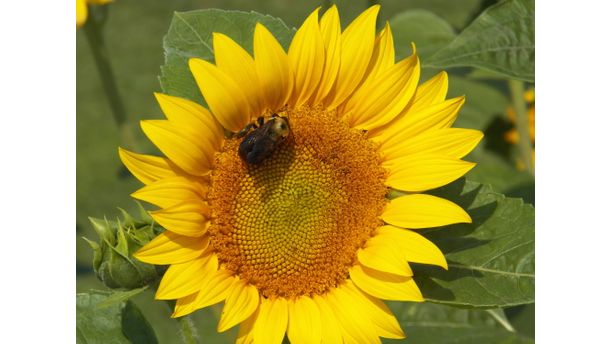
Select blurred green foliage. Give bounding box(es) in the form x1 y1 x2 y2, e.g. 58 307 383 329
77 0 534 342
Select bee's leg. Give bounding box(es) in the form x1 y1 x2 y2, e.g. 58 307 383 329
257 116 265 127
236 123 256 138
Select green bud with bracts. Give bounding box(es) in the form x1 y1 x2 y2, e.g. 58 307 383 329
83 204 163 289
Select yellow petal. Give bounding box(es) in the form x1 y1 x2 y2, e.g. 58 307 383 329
236 311 257 344
253 298 288 344
140 120 214 176
310 5 341 106
350 264 423 301
409 71 449 112
379 128 484 161
382 194 471 229
363 22 396 82
358 240 412 277
375 225 447 269
367 71 449 139
133 231 209 265
76 0 87 27
326 284 380 343
131 176 207 209
189 58 251 132
288 8 325 108
191 269 236 312
344 54 420 131
213 33 264 116
218 280 260 332
325 5 380 109
156 252 218 300
287 296 322 344
118 148 183 185
384 155 476 192
150 202 211 237
254 23 293 112
312 295 343 344
172 293 199 318
154 92 224 151
374 96 465 148
344 281 405 339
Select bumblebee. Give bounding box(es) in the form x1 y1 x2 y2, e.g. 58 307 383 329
237 114 291 165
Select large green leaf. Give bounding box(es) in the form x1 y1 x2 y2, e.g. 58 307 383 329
77 292 158 344
159 9 293 106
384 302 534 343
389 10 456 61
424 0 535 82
412 179 534 308
95 286 149 309
381 0 482 30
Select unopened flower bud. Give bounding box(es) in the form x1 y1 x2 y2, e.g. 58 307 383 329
84 204 162 289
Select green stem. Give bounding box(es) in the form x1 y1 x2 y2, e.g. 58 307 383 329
178 315 200 344
82 8 138 150
165 301 200 344
508 79 534 175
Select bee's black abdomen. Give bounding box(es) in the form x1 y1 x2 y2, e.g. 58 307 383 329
241 138 276 165
238 132 275 165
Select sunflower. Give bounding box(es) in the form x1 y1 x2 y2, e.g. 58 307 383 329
76 0 112 27
120 5 482 343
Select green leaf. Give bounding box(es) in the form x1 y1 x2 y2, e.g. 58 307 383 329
414 179 534 308
449 76 508 131
77 292 158 344
122 300 159 344
389 10 455 61
159 9 294 106
95 286 149 309
424 0 535 82
384 302 534 343
382 0 483 30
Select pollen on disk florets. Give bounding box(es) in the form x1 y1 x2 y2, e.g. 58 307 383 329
208 106 388 299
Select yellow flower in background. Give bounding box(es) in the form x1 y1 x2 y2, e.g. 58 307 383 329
76 0 113 27
120 5 482 343
505 88 535 170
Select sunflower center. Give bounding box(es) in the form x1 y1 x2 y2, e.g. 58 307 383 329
209 106 388 298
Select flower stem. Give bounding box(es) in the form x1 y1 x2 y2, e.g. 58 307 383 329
178 315 200 344
82 7 139 150
165 301 200 344
508 79 534 175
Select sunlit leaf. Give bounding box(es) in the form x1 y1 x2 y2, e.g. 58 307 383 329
384 301 534 343
160 9 293 106
411 179 535 308
389 10 455 61
95 286 149 309
77 292 158 344
425 0 534 82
